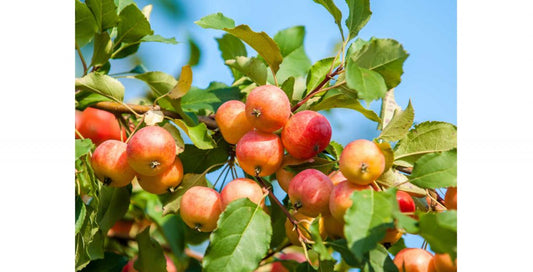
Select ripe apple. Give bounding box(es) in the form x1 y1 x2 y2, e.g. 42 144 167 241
236 130 284 177
281 110 332 159
180 186 222 232
91 140 136 187
270 252 306 272
215 100 253 144
126 125 176 176
339 139 386 186
323 213 344 239
220 178 264 209
137 157 184 194
275 155 313 193
328 170 348 186
429 253 457 272
288 169 334 217
75 110 82 138
381 228 403 244
444 187 457 210
284 211 326 246
122 254 177 272
77 107 127 145
393 248 433 272
245 85 291 133
397 190 416 213
329 180 371 221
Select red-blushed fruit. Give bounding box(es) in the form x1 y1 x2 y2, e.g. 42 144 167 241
75 110 82 138
430 253 457 272
444 187 457 210
381 228 403 244
328 170 348 186
245 85 291 133
122 254 177 272
91 140 136 187
236 130 284 177
180 186 222 232
275 155 314 193
107 219 151 239
281 110 332 159
339 139 386 185
323 213 345 239
393 248 433 272
329 181 371 221
220 178 264 209
215 100 253 144
126 126 176 176
284 212 326 246
270 252 307 272
78 107 127 145
288 169 334 217
137 158 184 194
397 191 416 213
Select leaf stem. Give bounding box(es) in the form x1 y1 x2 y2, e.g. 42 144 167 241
76 42 88 76
270 67 279 86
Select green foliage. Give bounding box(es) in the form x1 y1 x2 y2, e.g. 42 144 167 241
378 100 414 142
345 58 387 103
225 57 267 85
76 0 98 47
181 82 243 115
310 89 381 122
418 211 457 260
306 57 341 94
345 0 372 40
86 0 119 31
116 4 153 44
81 252 128 272
409 149 457 189
134 227 167 272
202 199 272 272
75 72 125 102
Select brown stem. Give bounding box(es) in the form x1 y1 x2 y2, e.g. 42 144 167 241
291 66 344 112
89 101 218 130
395 166 413 174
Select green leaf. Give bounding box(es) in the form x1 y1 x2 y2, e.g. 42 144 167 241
225 57 267 85
409 149 457 189
116 4 153 45
280 77 295 105
418 211 457 260
203 198 272 272
75 196 87 235
75 72 125 102
268 196 288 250
312 0 344 39
275 46 312 84
344 189 395 260
75 139 94 160
111 43 140 59
76 90 112 110
86 0 119 31
216 34 247 79
140 34 178 44
188 36 201 66
195 13 283 74
114 0 133 12
362 244 398 272
378 100 414 141
387 237 406 256
96 185 131 232
90 32 113 67
181 82 243 116
375 141 394 173
324 140 344 161
80 252 128 272
349 38 409 89
76 0 98 47
377 169 426 198
158 215 187 262
345 59 387 103
306 57 341 94
394 121 457 167
310 216 334 261
285 157 337 175
274 26 305 57
345 0 371 40
178 140 229 174
328 240 361 267
134 227 167 272
173 119 216 150
310 89 381 123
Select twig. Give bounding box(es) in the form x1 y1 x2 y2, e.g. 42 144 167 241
291 66 344 112
395 166 413 174
76 42 88 76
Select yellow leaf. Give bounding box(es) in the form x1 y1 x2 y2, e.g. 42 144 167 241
169 65 192 99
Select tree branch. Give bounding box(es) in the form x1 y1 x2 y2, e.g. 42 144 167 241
291 66 344 112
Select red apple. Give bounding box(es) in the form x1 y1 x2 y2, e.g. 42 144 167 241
137 157 184 194
220 178 264 209
281 110 332 159
126 126 176 176
275 155 313 193
215 100 253 144
397 190 416 213
430 253 457 272
236 130 284 177
77 107 127 145
329 181 371 221
271 252 306 272
180 186 222 232
288 169 333 217
444 187 457 210
393 248 433 272
245 85 291 133
339 139 386 186
91 140 135 187
381 228 403 244
328 170 348 186
323 213 345 239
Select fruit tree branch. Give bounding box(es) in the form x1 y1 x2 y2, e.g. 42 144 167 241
291 66 344 112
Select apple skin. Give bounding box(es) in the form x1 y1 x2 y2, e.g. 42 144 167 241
236 130 284 177
281 110 332 159
444 187 457 210
220 178 264 209
329 181 371 221
275 155 313 193
126 126 176 176
75 110 82 138
215 100 253 144
284 211 326 246
288 169 334 217
381 228 403 244
328 170 348 186
270 252 307 272
91 140 136 187
245 85 291 133
122 254 177 272
397 191 416 213
430 253 457 272
323 213 345 239
339 139 386 186
393 248 433 272
77 107 127 145
180 186 222 232
137 157 184 194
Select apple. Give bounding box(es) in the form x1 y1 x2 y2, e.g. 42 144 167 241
281 110 332 159
126 125 176 176
122 254 177 272
236 130 284 177
270 252 306 272
393 248 433 272
275 155 313 193
339 139 386 186
381 228 403 244
323 213 345 239
328 170 348 186
288 169 334 217
329 180 371 221
77 107 127 145
220 178 264 209
137 157 184 194
397 190 416 213
215 100 253 144
284 211 326 246
444 187 457 210
429 253 457 272
180 186 222 232
91 140 136 187
245 85 291 133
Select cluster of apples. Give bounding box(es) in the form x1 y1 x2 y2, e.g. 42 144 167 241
76 107 126 145
393 248 457 272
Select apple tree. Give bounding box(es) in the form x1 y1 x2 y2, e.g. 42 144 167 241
75 0 457 271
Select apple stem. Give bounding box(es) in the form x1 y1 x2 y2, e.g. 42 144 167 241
291 65 344 112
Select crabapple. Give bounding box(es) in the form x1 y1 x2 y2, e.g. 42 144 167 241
323 214 344 239
288 169 333 217
137 158 184 194
215 100 253 144
429 253 457 272
236 130 283 177
270 252 306 272
329 180 371 221
397 190 416 213
245 85 291 133
275 155 313 193
339 139 386 185
77 107 126 145
91 140 135 187
393 248 433 272
220 178 264 209
281 110 332 159
284 211 326 246
328 170 348 186
180 186 223 232
122 254 176 272
381 228 403 244
126 126 176 176
444 187 457 210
